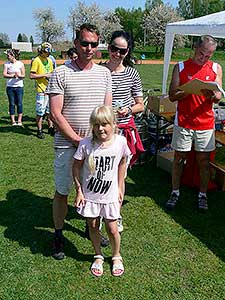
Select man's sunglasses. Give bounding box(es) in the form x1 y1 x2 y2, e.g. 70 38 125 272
79 40 99 48
110 45 128 55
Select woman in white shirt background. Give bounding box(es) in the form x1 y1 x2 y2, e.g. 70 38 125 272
3 49 25 126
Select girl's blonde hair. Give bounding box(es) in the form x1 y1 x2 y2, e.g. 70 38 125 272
90 105 116 140
88 105 117 173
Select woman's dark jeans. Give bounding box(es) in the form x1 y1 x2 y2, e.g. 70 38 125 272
6 86 24 115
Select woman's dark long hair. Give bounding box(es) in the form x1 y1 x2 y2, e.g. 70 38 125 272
109 31 134 67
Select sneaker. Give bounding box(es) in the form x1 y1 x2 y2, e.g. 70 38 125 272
198 195 208 213
52 236 65 260
48 127 55 136
37 130 44 139
165 192 179 210
17 122 23 127
99 233 110 247
84 222 109 247
12 122 17 126
117 217 124 233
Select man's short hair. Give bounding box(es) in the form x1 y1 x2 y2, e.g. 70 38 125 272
195 35 217 49
75 23 100 40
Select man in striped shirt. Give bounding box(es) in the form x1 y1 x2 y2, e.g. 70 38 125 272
46 23 112 260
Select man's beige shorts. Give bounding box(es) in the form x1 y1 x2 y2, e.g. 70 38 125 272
54 148 76 195
171 125 215 152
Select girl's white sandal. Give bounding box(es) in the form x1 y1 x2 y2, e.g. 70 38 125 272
91 255 104 277
112 256 124 277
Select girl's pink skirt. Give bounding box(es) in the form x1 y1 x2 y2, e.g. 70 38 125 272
77 201 120 220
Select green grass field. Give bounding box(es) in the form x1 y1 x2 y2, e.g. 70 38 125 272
0 64 225 300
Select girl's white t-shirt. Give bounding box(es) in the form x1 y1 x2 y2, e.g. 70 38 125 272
74 134 130 204
4 61 24 87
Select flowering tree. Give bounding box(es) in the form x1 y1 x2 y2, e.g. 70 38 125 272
33 8 65 42
67 1 121 41
143 4 185 53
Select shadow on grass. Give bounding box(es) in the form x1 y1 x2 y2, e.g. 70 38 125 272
0 115 37 136
126 159 225 261
0 189 92 262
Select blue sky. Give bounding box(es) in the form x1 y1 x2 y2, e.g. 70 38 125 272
1 0 178 43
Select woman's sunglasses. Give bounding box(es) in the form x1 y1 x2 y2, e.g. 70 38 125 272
110 45 128 55
79 40 99 48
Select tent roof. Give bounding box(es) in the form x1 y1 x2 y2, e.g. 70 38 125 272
162 11 225 93
166 10 225 38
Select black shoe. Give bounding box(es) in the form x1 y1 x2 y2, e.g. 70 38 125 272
52 236 65 260
165 192 179 210
37 130 44 139
48 127 55 136
198 195 208 213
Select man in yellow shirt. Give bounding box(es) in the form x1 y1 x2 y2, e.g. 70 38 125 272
30 42 54 139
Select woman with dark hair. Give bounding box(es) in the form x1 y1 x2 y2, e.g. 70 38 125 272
64 47 77 65
84 30 144 241
105 31 145 232
3 49 25 126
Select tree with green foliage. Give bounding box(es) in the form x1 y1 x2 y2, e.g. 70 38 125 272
33 8 65 42
178 0 224 19
30 35 34 46
145 0 163 10
143 3 184 53
115 7 144 46
0 32 10 47
17 33 23 42
22 34 28 42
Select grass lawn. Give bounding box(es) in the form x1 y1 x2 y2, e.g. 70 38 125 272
0 64 225 300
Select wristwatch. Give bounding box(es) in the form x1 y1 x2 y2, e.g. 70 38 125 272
128 106 132 114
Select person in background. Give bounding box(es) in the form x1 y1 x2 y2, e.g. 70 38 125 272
30 42 54 139
46 23 112 260
73 105 130 277
64 47 77 65
104 30 145 232
49 54 57 69
165 35 222 212
3 49 25 126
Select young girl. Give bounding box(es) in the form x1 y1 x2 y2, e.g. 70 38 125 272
73 105 130 277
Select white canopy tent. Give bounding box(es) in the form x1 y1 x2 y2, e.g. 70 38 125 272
162 10 225 94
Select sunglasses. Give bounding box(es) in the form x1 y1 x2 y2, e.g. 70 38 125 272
110 45 128 55
79 40 99 48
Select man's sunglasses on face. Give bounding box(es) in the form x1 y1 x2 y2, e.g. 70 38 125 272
79 40 99 48
110 45 128 55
